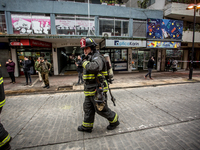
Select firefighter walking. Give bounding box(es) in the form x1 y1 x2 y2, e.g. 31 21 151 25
78 37 119 133
0 64 12 150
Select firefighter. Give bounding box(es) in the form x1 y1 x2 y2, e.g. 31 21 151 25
78 37 119 133
0 64 12 150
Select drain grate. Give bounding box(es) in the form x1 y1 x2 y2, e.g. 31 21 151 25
58 86 73 91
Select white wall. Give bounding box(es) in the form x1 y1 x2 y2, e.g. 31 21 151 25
182 31 200 43
147 0 165 10
52 48 58 75
11 49 19 77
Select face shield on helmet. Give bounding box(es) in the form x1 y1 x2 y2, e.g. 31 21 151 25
80 38 97 50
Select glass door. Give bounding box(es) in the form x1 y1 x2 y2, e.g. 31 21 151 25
132 50 138 70
143 51 150 70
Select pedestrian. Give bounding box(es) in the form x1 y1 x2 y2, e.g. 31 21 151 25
5 59 16 84
166 58 171 72
144 56 155 80
171 59 178 73
77 37 119 133
0 64 12 150
36 57 52 89
75 55 83 85
20 56 32 86
34 57 42 82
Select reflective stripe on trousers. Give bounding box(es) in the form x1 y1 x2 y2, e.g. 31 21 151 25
82 122 93 128
0 134 11 147
109 113 118 123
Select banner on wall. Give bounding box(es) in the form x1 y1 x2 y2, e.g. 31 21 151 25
55 19 95 30
147 18 183 40
11 14 51 34
147 41 181 48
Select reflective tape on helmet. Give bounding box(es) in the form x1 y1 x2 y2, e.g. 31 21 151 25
0 134 11 147
82 61 89 69
109 113 118 123
84 91 96 96
83 74 95 80
82 122 93 128
0 99 6 108
89 38 93 42
0 77 3 85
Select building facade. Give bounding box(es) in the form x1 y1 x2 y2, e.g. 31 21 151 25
0 0 163 77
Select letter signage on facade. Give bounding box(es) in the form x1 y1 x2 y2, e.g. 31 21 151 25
147 18 183 40
106 40 146 47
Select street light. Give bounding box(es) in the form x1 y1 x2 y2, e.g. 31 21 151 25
186 1 200 80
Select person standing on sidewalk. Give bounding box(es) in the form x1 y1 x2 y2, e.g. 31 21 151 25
0 65 12 150
171 59 178 73
37 57 52 89
35 57 42 82
144 56 155 80
77 37 119 133
5 59 15 84
75 55 83 86
20 56 32 86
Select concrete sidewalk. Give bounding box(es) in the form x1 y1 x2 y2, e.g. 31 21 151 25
3 70 200 95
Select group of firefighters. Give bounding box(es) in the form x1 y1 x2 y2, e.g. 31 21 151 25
0 37 119 149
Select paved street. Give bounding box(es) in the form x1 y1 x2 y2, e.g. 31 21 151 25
1 83 200 150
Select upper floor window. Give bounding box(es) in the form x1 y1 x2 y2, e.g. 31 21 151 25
55 15 95 36
99 18 129 37
0 12 6 34
11 13 51 34
133 20 146 37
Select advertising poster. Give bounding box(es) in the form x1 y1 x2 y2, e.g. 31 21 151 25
147 18 183 40
55 19 95 30
11 14 51 34
114 63 127 71
147 41 181 48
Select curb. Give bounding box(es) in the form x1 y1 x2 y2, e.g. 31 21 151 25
5 80 200 97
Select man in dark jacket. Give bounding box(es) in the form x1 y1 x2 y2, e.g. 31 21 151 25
144 56 154 80
77 37 119 133
75 55 83 85
20 56 32 86
5 59 15 84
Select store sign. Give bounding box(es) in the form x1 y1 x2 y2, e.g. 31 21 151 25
30 39 52 48
147 18 183 40
106 40 146 47
147 41 181 48
9 39 30 46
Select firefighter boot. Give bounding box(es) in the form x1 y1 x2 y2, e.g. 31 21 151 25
77 125 92 133
107 120 120 130
0 137 12 150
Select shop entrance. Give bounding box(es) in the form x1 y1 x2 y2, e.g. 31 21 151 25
17 49 53 75
132 49 156 71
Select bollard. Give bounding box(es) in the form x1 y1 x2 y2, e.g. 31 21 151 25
0 63 11 149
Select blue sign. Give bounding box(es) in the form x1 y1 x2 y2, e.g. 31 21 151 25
147 18 183 40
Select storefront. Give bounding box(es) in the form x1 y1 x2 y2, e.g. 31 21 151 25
9 39 52 75
100 39 146 71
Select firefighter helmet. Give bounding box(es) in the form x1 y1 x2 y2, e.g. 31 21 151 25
80 37 97 49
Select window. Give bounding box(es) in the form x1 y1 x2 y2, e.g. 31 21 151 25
133 20 146 37
11 13 51 34
99 18 129 37
0 12 6 34
55 15 95 36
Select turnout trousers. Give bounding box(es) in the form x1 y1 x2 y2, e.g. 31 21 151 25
82 94 118 129
41 72 49 86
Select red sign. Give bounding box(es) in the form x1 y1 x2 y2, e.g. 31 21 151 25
80 38 86 48
30 39 52 48
10 39 30 46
